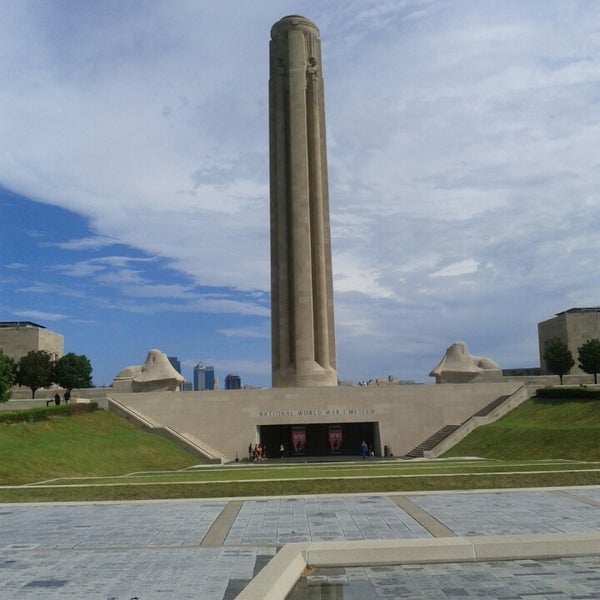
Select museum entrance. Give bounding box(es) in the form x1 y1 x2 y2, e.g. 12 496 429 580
259 422 380 458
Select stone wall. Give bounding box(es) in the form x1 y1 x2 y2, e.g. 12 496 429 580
538 309 600 375
0 325 63 362
109 382 524 461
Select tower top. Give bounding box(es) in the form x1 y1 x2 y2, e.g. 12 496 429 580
271 15 319 38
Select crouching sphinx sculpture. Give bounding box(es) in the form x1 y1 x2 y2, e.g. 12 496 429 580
112 349 186 392
429 341 502 384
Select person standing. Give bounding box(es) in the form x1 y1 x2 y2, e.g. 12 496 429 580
360 441 368 459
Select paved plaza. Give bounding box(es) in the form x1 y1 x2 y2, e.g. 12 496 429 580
0 487 599 599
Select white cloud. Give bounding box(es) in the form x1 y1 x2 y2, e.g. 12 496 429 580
48 236 119 250
334 250 396 299
219 326 269 339
430 259 479 278
13 310 67 322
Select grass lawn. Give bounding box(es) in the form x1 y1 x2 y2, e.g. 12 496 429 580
1 465 599 503
0 410 201 485
41 458 597 485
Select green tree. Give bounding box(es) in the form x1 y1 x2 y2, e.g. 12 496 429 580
16 350 54 398
0 353 17 403
53 352 93 392
577 338 600 384
543 338 575 385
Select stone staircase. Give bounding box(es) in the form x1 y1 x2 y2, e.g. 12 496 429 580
472 394 510 417
403 425 461 459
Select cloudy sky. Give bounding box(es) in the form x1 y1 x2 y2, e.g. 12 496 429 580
1 1 599 387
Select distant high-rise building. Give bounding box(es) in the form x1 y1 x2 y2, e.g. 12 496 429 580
193 362 215 391
167 356 185 391
225 373 241 390
167 356 181 374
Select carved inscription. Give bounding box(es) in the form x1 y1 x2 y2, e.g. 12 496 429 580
258 407 376 418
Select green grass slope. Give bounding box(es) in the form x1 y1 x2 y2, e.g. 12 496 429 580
0 410 200 485
443 397 600 461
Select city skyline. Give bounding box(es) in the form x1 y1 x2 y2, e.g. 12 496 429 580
1 2 599 387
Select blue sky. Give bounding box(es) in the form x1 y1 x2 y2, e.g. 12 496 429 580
1 1 599 387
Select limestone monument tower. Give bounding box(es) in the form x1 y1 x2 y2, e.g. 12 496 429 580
269 15 337 387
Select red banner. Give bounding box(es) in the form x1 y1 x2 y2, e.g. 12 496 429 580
291 426 306 454
328 425 343 453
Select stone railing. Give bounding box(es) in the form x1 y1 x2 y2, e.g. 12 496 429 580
107 397 230 463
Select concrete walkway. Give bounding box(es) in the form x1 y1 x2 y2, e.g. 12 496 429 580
1 487 599 599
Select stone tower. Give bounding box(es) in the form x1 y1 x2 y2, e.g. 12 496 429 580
269 15 337 388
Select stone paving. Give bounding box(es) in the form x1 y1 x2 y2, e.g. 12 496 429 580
570 487 600 503
0 488 599 599
406 489 600 536
0 546 277 599
0 501 226 549
226 496 430 544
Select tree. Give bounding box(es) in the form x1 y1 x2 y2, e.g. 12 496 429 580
53 353 93 392
16 350 54 398
0 353 16 403
577 338 600 384
543 339 574 385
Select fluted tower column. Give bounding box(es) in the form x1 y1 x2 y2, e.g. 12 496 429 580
269 15 337 388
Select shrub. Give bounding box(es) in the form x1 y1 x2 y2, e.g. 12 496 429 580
536 387 600 401
0 402 98 424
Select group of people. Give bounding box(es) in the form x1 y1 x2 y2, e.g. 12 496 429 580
46 390 71 406
360 440 375 459
248 443 267 461
249 440 375 460
248 442 289 461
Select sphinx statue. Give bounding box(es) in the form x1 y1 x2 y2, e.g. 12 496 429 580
429 341 501 384
112 349 186 392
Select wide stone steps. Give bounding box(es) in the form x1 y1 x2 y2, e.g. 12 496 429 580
472 394 510 417
403 425 461 459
